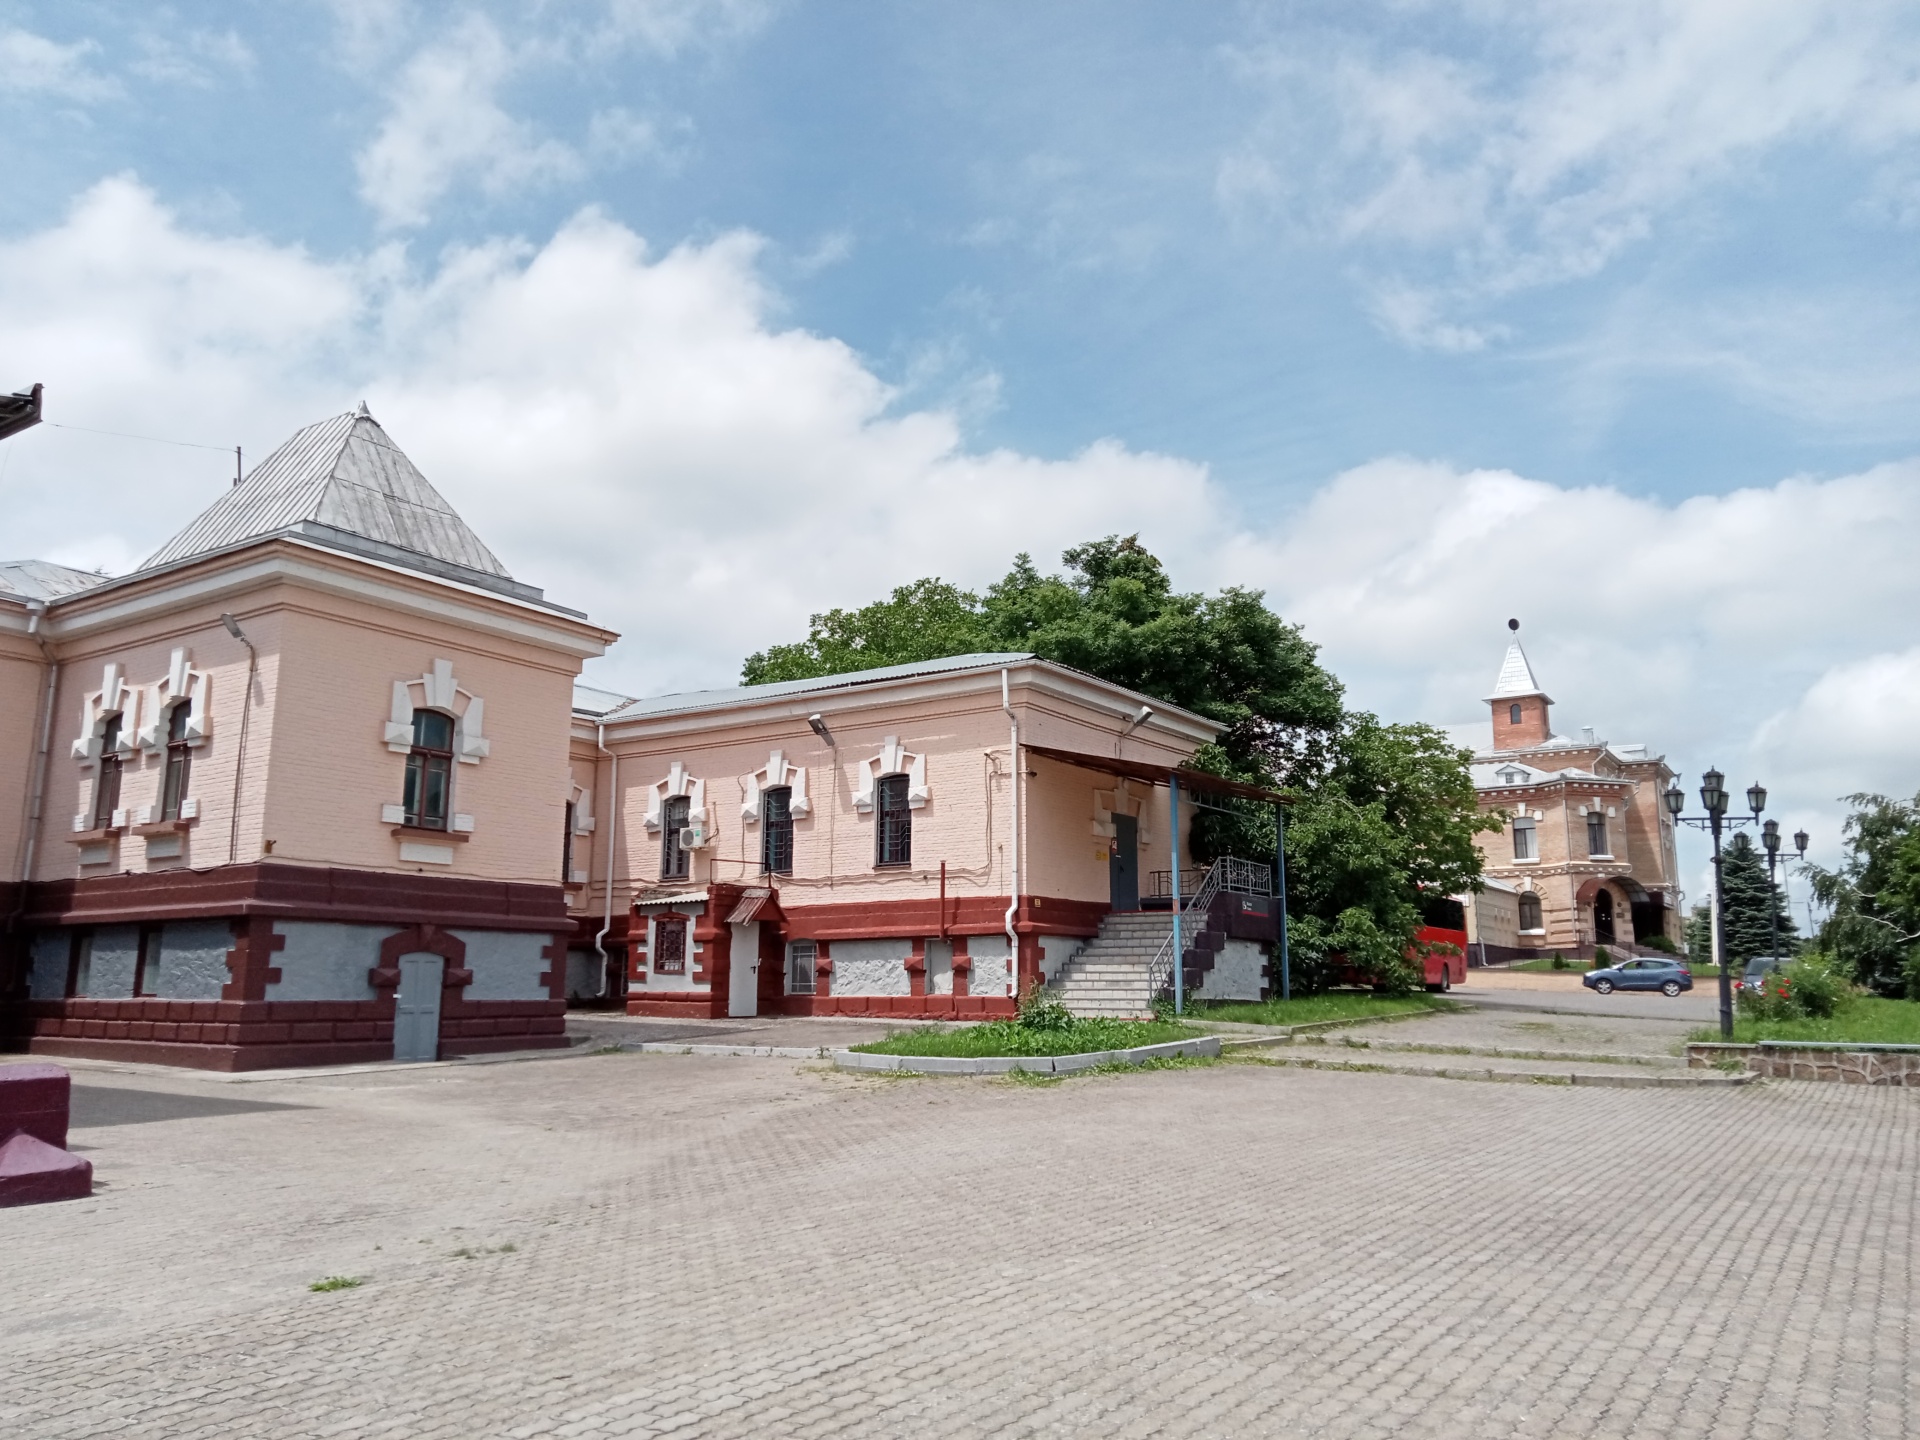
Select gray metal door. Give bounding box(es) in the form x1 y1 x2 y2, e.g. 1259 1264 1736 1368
393 953 444 1062
1110 814 1140 912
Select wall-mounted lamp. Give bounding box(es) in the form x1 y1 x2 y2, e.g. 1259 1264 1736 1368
807 712 835 746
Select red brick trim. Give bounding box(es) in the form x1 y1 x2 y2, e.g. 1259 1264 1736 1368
905 936 927 998
778 994 1015 1020
220 916 285 1002
370 924 470 992
951 934 971 999
538 933 567 1002
815 939 832 999
21 862 570 932
780 894 1107 941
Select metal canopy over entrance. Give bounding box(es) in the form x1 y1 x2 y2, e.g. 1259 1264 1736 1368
1021 743 1294 806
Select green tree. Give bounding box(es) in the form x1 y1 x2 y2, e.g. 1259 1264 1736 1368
1809 792 1920 997
1685 902 1713 963
1719 832 1798 969
740 535 1494 994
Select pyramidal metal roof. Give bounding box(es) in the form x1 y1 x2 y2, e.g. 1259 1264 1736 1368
0 558 111 602
1485 639 1551 702
138 405 511 581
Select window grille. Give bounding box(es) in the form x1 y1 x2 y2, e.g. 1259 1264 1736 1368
787 940 817 995
876 773 911 867
1512 817 1537 861
1518 893 1543 930
661 794 691 879
403 710 454 830
653 915 688 973
1587 812 1608 857
93 716 123 828
763 786 794 875
160 703 192 822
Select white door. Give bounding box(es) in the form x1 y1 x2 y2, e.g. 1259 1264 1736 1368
728 922 759 1018
393 952 444 1061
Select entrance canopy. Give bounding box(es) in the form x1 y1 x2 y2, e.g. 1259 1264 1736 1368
1023 743 1293 806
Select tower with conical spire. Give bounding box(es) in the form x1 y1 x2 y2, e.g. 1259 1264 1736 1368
1487 618 1553 751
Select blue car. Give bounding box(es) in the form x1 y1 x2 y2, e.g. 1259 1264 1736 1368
1583 957 1694 997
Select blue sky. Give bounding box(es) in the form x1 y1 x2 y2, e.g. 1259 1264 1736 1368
6 0 1920 887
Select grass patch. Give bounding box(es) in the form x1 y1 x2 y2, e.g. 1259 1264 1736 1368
1184 992 1454 1027
308 1276 362 1293
1689 996 1920 1046
853 1016 1196 1058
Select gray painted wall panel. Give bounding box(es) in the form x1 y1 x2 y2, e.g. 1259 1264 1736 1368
85 925 141 999
452 930 551 1001
28 930 68 1000
154 920 232 1000
831 939 912 997
267 921 389 1002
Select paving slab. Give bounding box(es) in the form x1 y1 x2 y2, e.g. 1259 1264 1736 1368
1328 1005 1701 1060
3 1041 1917 1438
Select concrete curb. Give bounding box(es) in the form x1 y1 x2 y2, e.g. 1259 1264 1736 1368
831 1035 1222 1076
1257 1055 1757 1088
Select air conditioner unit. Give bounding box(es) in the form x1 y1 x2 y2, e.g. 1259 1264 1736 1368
679 824 708 851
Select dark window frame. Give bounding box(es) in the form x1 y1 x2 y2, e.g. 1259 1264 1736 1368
1509 703 1522 725
160 702 192 822
875 773 912 868
403 710 455 831
66 930 94 998
653 914 688 973
762 785 794 875
786 939 817 995
134 924 163 998
1512 816 1537 861
92 715 124 829
1587 811 1609 857
1518 893 1543 931
661 794 692 880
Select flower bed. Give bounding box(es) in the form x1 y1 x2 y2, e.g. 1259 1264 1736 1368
850 1016 1196 1059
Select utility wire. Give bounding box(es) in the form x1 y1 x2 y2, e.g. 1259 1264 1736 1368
45 421 234 454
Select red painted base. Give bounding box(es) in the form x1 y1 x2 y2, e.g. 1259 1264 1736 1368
0 1132 93 1207
0 1062 71 1149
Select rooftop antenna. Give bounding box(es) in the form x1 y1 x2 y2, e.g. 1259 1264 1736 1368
234 446 243 487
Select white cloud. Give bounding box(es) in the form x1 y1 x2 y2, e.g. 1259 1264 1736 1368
1227 0 1920 345
131 29 257 87
0 26 116 101
355 15 583 229
6 175 1918 880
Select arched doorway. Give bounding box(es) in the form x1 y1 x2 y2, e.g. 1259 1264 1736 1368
1593 888 1616 945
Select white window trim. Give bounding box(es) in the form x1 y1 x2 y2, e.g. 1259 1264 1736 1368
70 662 140 763
383 658 490 764
742 750 810 823
644 762 711 848
853 736 928 813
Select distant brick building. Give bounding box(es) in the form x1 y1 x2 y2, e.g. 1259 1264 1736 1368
1458 628 1682 960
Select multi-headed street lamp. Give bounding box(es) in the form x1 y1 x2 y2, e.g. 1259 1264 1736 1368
1760 820 1811 977
1664 769 1769 1040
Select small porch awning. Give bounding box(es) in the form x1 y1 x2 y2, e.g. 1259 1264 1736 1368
726 888 776 924
1022 743 1293 806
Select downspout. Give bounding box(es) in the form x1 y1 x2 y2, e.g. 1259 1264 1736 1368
221 614 258 867
1001 668 1021 999
12 600 57 922
594 721 619 995
1168 775 1183 1016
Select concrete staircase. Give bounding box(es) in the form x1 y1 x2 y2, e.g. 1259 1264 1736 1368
1048 912 1169 1018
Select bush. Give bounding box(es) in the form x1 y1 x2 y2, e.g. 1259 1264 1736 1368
1642 934 1676 954
1591 946 1612 969
1550 953 1569 971
1737 955 1850 1022
1016 984 1074 1032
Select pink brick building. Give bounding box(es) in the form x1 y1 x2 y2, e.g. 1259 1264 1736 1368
3 407 1278 1067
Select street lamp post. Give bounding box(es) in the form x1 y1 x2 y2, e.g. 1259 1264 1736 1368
1759 821 1811 973
1665 770 1769 1041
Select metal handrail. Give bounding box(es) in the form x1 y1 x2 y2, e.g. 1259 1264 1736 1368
1147 858 1225 998
1147 856 1272 899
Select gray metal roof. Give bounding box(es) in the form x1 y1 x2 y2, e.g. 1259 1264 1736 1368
138 405 511 580
1486 638 1551 701
0 558 111 602
576 652 1040 722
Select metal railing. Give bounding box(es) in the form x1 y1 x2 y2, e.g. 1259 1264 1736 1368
1148 856 1272 900
1146 858 1226 1000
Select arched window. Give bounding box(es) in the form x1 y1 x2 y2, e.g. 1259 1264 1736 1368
160 703 193 822
1587 811 1609 857
92 715 124 829
876 773 912 867
661 794 691 880
1509 703 1523 725
403 710 454 830
762 786 794 875
1518 892 1543 931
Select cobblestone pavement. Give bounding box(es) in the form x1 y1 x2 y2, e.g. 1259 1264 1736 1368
566 1012 907 1051
1329 1007 1700 1058
1454 980 1720 1023
5 1045 1918 1438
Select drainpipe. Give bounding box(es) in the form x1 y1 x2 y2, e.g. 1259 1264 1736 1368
220 614 257 866
1168 774 1183 1016
594 721 619 997
12 600 58 923
1001 668 1021 1000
